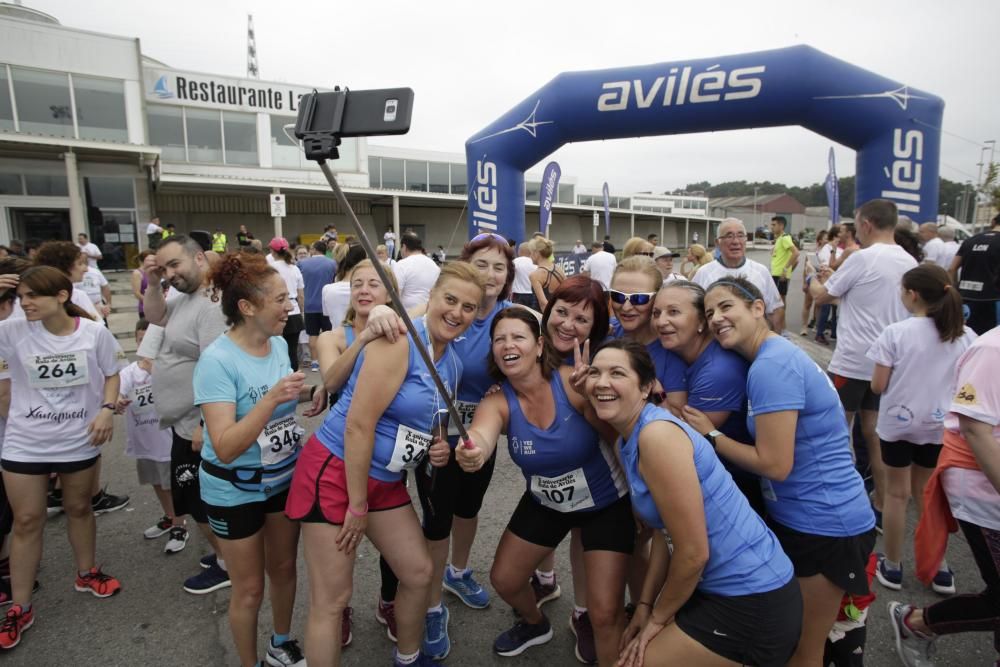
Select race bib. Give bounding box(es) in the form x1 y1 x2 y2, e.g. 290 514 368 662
132 385 156 412
530 467 595 513
26 351 88 389
388 424 433 472
761 478 778 502
256 414 305 466
447 400 478 437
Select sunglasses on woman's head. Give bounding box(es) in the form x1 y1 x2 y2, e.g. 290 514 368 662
608 290 656 306
470 232 508 244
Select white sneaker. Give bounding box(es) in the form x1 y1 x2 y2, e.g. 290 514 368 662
888 601 937 667
164 526 189 554
143 515 172 539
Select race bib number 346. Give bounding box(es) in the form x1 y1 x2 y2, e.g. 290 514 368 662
26 351 88 389
256 415 305 466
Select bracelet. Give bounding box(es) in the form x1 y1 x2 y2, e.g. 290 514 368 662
346 502 368 518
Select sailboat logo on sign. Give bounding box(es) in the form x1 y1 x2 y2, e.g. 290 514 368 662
153 75 175 100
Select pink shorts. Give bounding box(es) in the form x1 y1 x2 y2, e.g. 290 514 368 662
286 435 411 525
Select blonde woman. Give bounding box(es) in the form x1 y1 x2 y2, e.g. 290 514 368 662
683 244 713 280
621 237 655 260
527 237 564 312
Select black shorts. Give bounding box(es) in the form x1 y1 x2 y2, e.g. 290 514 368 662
1 455 99 475
0 473 10 537
204 488 290 540
675 578 802 667
303 312 332 337
880 439 943 469
767 518 876 596
415 446 497 541
830 373 880 412
772 275 789 296
171 429 207 523
506 492 635 554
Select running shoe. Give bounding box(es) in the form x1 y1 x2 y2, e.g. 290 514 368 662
443 567 490 609
376 598 398 642
182 563 230 594
931 568 956 595
92 489 130 515
74 567 122 598
46 491 63 517
530 573 561 608
393 651 441 666
494 615 553 657
199 553 217 570
0 604 33 650
143 516 173 539
311 361 320 373
163 526 189 554
569 611 597 665
265 637 305 666
888 601 936 667
876 554 903 591
341 607 353 647
422 606 450 660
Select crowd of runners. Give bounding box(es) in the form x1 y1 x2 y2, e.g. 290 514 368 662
0 198 996 667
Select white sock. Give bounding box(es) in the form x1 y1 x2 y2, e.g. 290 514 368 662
573 605 588 619
534 569 555 586
215 557 227 572
427 603 443 615
395 650 419 664
884 558 901 571
447 563 467 578
938 558 949 572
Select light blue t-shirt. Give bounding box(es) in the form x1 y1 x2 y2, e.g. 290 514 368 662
621 404 793 596
610 319 687 393
317 317 464 482
746 336 875 536
193 334 299 506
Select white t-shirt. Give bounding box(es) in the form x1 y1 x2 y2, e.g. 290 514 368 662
265 253 277 265
512 256 537 295
691 258 783 315
393 253 441 311
824 243 917 380
146 221 163 235
922 237 947 269
941 327 1000 530
79 242 102 269
663 272 687 284
384 231 396 243
816 244 843 267
321 281 351 326
71 287 102 325
941 240 959 271
0 317 125 462
75 267 107 306
118 361 172 462
867 317 977 444
582 251 617 290
272 260 304 315
573 244 588 255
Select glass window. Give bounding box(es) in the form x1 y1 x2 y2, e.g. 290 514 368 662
0 173 21 195
223 111 257 165
450 163 466 195
368 157 380 187
525 181 540 202
185 108 222 163
0 67 13 131
147 104 185 161
558 184 574 204
10 68 73 138
72 75 127 142
269 114 302 168
381 158 403 189
429 162 449 193
405 160 427 192
85 177 134 208
24 173 68 196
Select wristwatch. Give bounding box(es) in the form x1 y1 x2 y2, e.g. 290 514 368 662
704 430 723 448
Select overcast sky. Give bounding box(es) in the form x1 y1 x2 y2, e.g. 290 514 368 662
31 0 1000 195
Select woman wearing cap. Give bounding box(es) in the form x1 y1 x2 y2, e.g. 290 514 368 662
652 247 685 283
267 238 306 371
682 276 875 667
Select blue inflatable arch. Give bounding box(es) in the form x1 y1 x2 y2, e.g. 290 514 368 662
465 45 943 241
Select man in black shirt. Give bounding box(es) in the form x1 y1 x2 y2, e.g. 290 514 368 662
951 213 1000 334
602 234 615 254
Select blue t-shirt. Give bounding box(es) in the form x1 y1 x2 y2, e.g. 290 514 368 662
193 334 299 506
746 336 875 536
503 373 627 512
610 319 687 393
317 318 464 482
686 340 751 444
298 255 337 314
622 404 793 596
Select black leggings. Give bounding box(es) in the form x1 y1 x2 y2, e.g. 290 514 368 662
379 447 498 602
281 314 304 372
924 519 1000 652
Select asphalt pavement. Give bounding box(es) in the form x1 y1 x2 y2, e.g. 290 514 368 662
4 250 996 666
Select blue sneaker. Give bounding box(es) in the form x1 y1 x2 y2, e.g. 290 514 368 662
442 567 490 609
876 554 902 591
183 563 231 594
494 615 553 657
393 652 441 666
932 568 956 595
199 553 217 570
422 606 450 660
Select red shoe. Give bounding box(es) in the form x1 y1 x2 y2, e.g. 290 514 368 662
0 605 34 650
74 567 122 598
375 598 398 642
